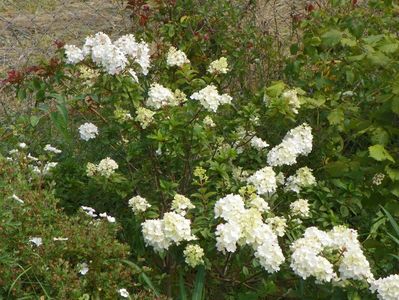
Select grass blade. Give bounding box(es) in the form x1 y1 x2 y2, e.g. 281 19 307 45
122 259 160 297
381 206 399 237
192 266 205 300
179 270 188 300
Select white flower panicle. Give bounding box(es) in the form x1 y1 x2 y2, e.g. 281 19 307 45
86 158 118 178
141 212 195 252
247 167 277 195
290 226 373 284
214 194 246 222
266 216 287 237
146 83 175 109
96 157 118 177
208 57 229 74
78 122 99 141
67 32 151 75
214 194 285 272
370 275 399 300
190 85 232 112
282 89 300 114
285 167 316 193
142 219 171 252
166 46 190 67
250 136 269 150
128 195 151 214
171 194 195 215
372 173 385 186
44 144 62 154
64 44 84 64
290 199 310 218
267 123 313 167
183 244 205 268
135 107 156 129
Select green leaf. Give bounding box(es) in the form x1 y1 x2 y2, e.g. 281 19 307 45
265 81 285 97
321 29 342 47
179 271 188 300
392 97 399 115
386 166 399 181
30 116 40 127
327 109 344 125
369 144 395 162
381 206 399 237
192 265 205 300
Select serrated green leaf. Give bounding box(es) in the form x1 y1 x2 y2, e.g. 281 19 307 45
321 29 342 47
369 144 395 162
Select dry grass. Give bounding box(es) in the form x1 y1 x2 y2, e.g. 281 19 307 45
0 0 132 76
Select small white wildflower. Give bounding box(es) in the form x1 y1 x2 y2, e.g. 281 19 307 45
12 194 24 204
18 143 27 149
44 144 62 154
99 212 116 223
43 162 58 175
166 46 190 67
78 122 99 141
53 237 69 241
208 57 229 74
118 288 130 298
128 195 151 214
81 206 97 218
79 262 89 275
29 237 43 247
190 85 232 112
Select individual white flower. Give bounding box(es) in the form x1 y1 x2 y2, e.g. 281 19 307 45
163 212 196 244
266 216 287 237
247 167 277 195
267 123 313 167
285 167 316 193
99 212 116 223
96 157 118 177
290 199 310 218
215 221 241 253
82 32 112 56
27 153 39 161
203 116 216 127
166 46 190 67
53 237 69 241
118 288 130 298
64 44 84 64
142 219 171 252
78 122 99 141
128 195 151 214
208 57 229 74
190 85 232 112
12 194 24 204
114 34 138 58
146 83 175 109
81 206 97 218
249 196 270 213
214 194 245 222
372 173 385 186
135 107 156 129
44 144 62 154
282 89 300 114
250 136 269 150
29 237 43 247
18 142 27 149
79 262 89 275
370 274 399 300
171 194 195 215
183 244 205 268
43 162 58 175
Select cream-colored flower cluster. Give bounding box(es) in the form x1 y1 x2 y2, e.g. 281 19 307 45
86 157 118 178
